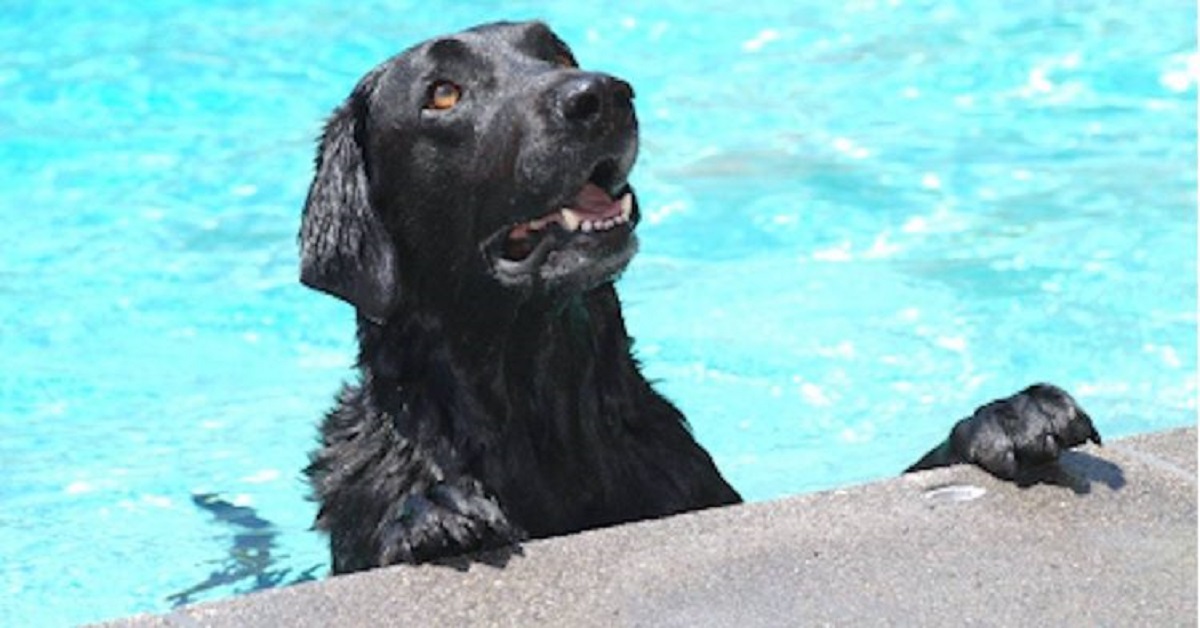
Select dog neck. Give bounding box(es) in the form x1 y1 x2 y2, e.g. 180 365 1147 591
354 284 635 428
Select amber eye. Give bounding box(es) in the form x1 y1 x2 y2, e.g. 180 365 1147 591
555 53 577 69
426 81 461 110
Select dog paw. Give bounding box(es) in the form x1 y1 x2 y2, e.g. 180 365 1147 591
378 477 523 565
950 383 1102 480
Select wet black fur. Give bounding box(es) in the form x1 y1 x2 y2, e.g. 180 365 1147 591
299 21 1101 575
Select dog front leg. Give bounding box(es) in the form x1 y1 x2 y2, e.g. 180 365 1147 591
377 475 525 566
907 383 1102 481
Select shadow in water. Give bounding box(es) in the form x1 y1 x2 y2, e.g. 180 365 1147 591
167 493 323 608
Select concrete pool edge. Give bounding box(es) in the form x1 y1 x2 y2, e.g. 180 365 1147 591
106 426 1197 627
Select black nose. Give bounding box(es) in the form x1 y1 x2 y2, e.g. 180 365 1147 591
556 74 634 128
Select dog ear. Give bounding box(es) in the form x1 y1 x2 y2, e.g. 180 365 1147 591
298 68 398 323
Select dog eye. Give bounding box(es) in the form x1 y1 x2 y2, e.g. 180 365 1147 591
426 81 462 110
555 53 577 69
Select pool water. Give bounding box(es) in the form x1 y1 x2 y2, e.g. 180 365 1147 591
1 1 1195 624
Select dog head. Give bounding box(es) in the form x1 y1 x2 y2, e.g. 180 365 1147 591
299 21 640 321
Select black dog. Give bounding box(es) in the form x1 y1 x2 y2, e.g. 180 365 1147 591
299 21 1101 574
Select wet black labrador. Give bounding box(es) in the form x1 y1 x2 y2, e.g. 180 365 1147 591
299 21 1101 574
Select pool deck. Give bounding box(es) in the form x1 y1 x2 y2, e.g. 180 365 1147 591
109 426 1196 627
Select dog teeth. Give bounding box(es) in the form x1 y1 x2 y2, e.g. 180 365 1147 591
554 196 633 234
560 208 583 232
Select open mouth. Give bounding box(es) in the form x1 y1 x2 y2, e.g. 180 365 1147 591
500 183 634 260
486 159 638 284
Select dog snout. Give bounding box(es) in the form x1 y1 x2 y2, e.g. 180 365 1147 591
555 74 635 130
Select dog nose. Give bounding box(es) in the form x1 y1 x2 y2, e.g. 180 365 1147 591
556 74 634 127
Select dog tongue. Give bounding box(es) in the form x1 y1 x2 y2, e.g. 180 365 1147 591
571 183 621 219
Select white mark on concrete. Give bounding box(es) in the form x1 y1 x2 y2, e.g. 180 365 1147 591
923 484 987 503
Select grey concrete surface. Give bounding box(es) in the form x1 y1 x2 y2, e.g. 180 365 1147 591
108 426 1196 627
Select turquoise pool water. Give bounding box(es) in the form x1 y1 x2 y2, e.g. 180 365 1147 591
2 1 1195 624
